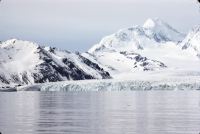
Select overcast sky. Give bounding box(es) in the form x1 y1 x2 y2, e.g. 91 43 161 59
0 0 200 52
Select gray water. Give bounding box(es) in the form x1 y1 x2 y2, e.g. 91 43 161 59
0 91 200 134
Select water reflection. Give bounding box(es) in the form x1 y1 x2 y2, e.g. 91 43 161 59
0 91 200 134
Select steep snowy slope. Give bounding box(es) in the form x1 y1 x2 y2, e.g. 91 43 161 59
0 39 111 87
84 19 200 78
180 26 200 57
83 51 167 75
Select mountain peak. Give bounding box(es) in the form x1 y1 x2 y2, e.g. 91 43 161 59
143 18 170 29
143 18 175 31
143 18 185 42
0 39 39 49
2 38 18 45
143 18 160 29
88 18 186 53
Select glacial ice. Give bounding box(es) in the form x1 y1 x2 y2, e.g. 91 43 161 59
17 78 200 91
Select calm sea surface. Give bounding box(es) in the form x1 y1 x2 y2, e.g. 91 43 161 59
0 91 200 134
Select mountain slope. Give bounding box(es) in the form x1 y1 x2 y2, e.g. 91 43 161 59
83 51 167 76
180 26 200 57
0 39 111 87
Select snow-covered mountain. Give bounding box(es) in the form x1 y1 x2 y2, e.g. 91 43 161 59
88 18 185 53
83 18 200 78
0 39 111 87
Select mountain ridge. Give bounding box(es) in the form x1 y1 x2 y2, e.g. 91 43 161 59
0 39 111 87
1 18 200 87
88 18 185 54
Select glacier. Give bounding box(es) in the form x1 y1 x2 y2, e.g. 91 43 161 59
17 74 200 91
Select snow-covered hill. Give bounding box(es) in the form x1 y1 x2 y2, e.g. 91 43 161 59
83 18 200 78
0 39 111 87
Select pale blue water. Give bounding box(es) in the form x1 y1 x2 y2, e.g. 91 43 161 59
0 91 200 134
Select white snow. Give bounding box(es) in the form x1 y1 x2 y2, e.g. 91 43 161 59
180 26 200 56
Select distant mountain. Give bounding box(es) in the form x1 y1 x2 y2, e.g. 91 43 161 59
0 39 111 87
83 18 200 77
84 18 187 75
88 18 185 53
